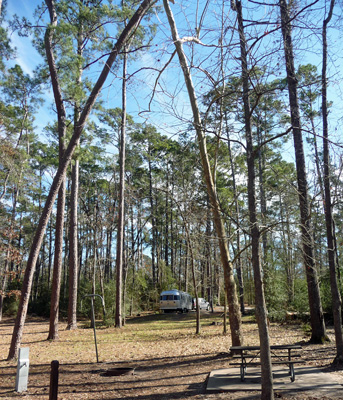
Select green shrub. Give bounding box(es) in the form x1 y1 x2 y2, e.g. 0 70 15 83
319 272 333 314
292 278 309 313
264 270 288 312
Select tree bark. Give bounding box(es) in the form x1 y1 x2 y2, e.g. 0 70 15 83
45 0 67 341
176 201 201 334
115 43 128 329
7 0 156 360
164 167 169 268
233 2 274 398
226 119 244 314
47 181 66 340
148 149 157 284
188 237 201 335
67 158 79 330
163 0 243 347
321 0 343 361
279 0 326 343
67 4 84 330
279 195 295 305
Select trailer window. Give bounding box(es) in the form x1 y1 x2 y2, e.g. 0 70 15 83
161 294 181 300
161 295 174 300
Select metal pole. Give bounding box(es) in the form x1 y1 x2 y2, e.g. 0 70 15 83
90 297 99 363
82 294 105 363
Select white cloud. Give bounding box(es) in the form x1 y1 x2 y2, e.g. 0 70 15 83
9 33 42 76
6 0 43 76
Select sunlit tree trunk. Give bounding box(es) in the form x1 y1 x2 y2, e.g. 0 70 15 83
226 119 244 314
67 5 84 330
233 2 273 398
148 154 157 284
67 156 79 330
115 43 128 329
163 0 243 347
321 0 343 361
46 0 67 341
47 181 66 340
279 0 326 343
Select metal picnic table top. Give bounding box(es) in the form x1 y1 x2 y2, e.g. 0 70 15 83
230 344 302 351
229 344 302 382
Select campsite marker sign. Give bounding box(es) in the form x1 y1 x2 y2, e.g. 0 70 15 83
15 347 29 392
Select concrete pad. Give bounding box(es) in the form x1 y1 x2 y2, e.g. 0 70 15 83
207 365 343 396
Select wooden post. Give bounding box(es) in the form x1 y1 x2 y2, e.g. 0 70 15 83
49 360 59 400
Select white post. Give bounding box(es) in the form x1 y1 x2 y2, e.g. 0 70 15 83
15 347 29 392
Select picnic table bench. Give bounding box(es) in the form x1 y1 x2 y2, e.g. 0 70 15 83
230 344 302 382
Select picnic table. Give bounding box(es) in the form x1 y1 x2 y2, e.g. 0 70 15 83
230 344 302 382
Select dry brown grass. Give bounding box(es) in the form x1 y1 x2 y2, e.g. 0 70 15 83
0 310 342 399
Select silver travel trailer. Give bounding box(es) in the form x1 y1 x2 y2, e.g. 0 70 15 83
159 289 193 313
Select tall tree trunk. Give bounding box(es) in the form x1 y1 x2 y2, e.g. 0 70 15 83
205 203 212 310
164 168 169 268
163 0 243 347
233 2 274 398
48 219 53 286
321 0 343 361
184 232 189 292
67 157 79 330
46 0 67 341
47 180 66 340
129 204 135 316
177 202 201 334
7 0 156 360
170 172 175 271
67 10 84 330
227 120 244 314
62 186 70 303
115 43 128 329
105 227 112 282
257 126 268 271
148 154 157 284
279 195 295 305
92 206 98 298
279 0 327 343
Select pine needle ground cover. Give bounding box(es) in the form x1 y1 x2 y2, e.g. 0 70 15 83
0 311 342 399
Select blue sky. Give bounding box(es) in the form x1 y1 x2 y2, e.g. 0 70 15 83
5 0 55 138
6 0 42 74
4 0 193 142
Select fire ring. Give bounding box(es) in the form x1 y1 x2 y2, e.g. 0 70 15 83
102 367 135 376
